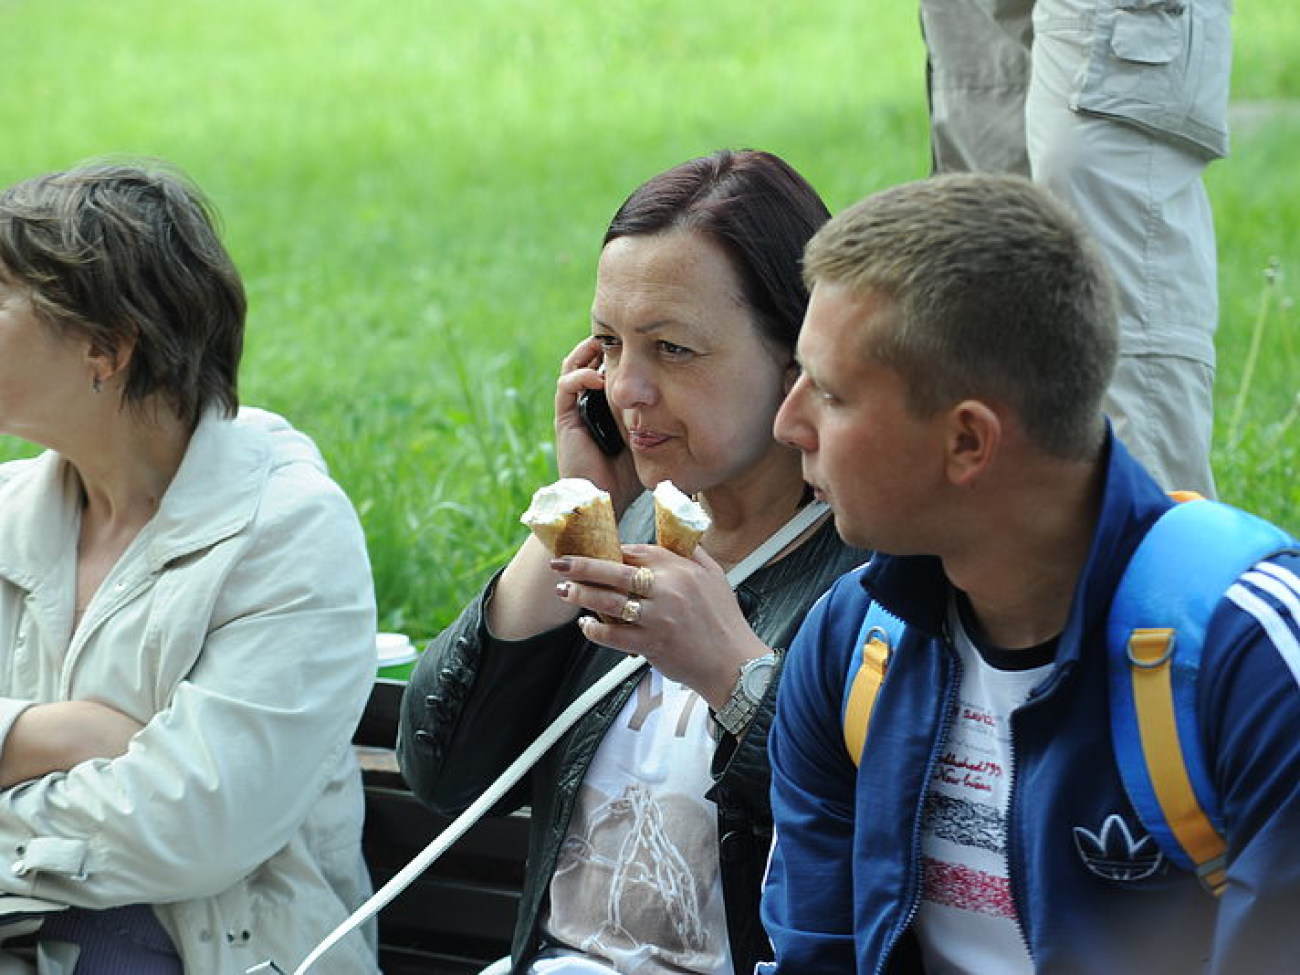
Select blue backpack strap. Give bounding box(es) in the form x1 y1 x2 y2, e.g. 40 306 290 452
1107 499 1298 894
842 601 905 766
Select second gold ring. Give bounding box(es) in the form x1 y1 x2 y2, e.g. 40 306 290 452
620 597 643 624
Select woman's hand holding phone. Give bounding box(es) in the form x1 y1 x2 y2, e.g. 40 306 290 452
555 338 641 512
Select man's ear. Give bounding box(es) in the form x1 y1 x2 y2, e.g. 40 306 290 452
945 400 1001 487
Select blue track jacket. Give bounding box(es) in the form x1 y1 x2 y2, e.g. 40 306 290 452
761 436 1300 974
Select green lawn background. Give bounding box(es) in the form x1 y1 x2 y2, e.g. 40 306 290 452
2 1 1296 637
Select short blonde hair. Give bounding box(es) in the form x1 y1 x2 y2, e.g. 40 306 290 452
805 174 1118 459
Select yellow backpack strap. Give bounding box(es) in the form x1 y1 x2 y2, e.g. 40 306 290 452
842 603 904 766
1125 627 1228 894
1109 499 1297 895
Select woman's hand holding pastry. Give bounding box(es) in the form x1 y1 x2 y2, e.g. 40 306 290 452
557 544 768 707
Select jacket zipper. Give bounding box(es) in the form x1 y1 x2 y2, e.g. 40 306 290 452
1003 660 1072 967
1004 710 1035 966
876 634 962 975
60 570 152 698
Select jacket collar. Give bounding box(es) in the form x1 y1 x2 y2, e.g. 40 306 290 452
140 407 277 571
0 407 304 592
0 454 83 594
1052 431 1173 667
861 429 1174 664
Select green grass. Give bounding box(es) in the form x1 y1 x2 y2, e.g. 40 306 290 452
1 1 1296 637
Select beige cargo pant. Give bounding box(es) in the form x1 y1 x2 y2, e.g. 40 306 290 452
920 0 1232 497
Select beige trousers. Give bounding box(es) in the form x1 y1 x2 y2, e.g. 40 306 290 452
920 0 1232 496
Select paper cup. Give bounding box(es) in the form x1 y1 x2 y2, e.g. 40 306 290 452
376 632 418 681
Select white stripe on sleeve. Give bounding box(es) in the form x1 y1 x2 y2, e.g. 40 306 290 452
1241 567 1300 625
1226 581 1300 690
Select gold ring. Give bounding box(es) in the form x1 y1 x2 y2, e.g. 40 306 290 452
620 597 643 624
630 566 655 599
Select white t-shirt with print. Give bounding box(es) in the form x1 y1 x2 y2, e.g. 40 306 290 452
913 598 1054 974
541 667 733 975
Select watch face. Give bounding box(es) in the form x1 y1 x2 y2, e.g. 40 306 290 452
740 656 777 699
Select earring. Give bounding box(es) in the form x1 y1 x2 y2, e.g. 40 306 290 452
91 375 102 394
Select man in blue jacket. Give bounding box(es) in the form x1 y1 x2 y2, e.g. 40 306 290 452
762 173 1300 974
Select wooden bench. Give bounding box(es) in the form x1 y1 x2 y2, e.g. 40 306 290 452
355 679 528 975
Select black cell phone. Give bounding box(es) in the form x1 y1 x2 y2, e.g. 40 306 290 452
577 387 626 456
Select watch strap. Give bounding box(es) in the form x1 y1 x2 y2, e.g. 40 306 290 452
715 651 777 737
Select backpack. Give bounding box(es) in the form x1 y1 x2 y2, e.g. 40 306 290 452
840 498 1299 896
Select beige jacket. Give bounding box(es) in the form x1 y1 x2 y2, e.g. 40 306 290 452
0 408 378 974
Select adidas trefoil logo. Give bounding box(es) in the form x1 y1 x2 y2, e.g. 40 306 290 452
1073 813 1164 882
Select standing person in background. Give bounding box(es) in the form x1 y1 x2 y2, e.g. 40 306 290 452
761 173 1300 973
0 161 378 974
399 149 869 975
917 0 1229 497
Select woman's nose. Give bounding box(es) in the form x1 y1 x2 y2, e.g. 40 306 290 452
606 356 655 410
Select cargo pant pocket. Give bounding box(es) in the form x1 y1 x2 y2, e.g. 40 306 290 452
1062 0 1231 158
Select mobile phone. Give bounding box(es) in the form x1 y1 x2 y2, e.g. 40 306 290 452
577 386 626 456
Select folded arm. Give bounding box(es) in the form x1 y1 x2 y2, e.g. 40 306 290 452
0 701 144 789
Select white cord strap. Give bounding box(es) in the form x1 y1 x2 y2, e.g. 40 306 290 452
281 652 646 975
267 499 830 975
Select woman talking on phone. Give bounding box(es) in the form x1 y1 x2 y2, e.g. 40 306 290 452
398 149 868 975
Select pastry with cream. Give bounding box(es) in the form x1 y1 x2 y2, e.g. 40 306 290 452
520 478 623 563
653 480 711 555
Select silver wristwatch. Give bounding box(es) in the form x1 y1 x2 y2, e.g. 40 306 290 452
714 651 778 737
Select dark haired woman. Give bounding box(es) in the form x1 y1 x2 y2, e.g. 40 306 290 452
0 162 377 973
399 150 868 975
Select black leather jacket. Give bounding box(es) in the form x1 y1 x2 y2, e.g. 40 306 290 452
398 494 868 974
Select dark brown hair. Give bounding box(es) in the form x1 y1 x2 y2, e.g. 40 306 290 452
604 149 830 353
